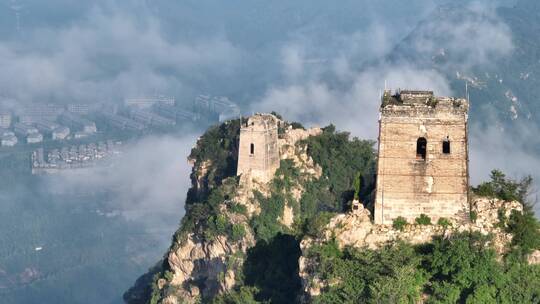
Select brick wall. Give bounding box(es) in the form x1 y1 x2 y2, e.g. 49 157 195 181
374 94 469 224
237 114 280 183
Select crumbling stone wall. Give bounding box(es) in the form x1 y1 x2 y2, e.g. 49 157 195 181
237 113 280 183
374 90 469 224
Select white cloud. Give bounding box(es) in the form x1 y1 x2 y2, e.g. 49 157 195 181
254 55 451 139
0 6 241 105
405 2 514 71
281 45 305 81
469 122 540 212
44 135 196 238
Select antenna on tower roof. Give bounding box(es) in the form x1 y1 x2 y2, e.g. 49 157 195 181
465 81 469 101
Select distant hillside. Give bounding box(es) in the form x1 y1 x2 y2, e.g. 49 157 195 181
388 1 540 151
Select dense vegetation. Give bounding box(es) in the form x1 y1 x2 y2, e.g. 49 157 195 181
308 232 540 304
300 125 376 214
473 169 540 255
186 119 241 202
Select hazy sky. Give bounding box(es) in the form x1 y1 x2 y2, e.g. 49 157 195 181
1 0 537 212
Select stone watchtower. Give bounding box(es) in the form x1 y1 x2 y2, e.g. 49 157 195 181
374 90 469 225
237 113 280 183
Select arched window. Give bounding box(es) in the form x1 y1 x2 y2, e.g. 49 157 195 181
250 143 255 155
417 137 427 160
442 138 451 154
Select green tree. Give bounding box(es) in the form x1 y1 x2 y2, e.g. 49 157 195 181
311 242 426 304
506 209 540 254
301 125 376 213
427 233 504 303
353 172 362 201
212 286 262 304
473 169 533 204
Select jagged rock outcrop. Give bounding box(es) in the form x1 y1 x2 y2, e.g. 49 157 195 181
529 250 540 265
157 124 322 303
163 233 255 303
299 197 524 300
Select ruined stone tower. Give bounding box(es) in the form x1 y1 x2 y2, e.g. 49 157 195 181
237 113 280 183
374 90 469 225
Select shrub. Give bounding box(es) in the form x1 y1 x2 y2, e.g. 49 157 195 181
437 217 451 228
304 212 335 237
472 169 532 204
215 215 228 234
250 190 286 241
470 210 478 223
228 202 248 215
290 122 305 130
212 286 260 304
149 273 163 304
270 111 283 119
231 224 246 242
393 216 408 231
353 172 361 201
496 208 508 229
415 214 431 225
506 209 540 255
163 270 174 282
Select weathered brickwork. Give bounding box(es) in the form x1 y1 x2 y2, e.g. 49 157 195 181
237 113 280 183
374 90 469 224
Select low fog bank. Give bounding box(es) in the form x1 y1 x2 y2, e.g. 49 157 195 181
470 124 540 213
43 134 196 248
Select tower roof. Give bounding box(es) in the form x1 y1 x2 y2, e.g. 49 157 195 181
243 113 279 130
381 89 468 111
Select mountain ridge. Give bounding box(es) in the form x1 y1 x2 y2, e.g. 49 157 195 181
124 114 540 304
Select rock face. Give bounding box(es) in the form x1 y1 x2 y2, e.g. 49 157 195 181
528 250 540 265
157 124 322 303
164 234 255 302
299 197 523 300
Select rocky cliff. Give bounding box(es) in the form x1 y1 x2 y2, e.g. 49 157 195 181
148 118 325 304
125 118 539 304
